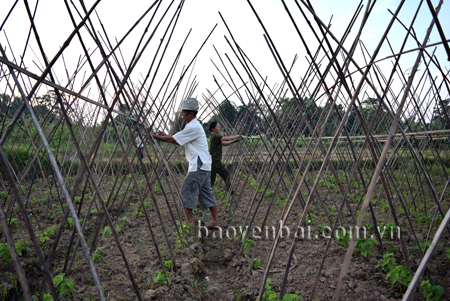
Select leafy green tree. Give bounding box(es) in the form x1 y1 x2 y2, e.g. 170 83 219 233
323 103 345 136
431 98 450 130
218 99 238 125
0 94 24 120
235 103 262 136
35 91 61 123
203 100 254 136
361 98 390 134
346 107 362 136
1 91 72 123
273 97 303 136
0 93 12 119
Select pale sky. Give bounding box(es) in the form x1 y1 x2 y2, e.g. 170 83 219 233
1 0 449 121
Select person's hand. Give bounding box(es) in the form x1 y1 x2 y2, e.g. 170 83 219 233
158 130 167 136
240 135 247 139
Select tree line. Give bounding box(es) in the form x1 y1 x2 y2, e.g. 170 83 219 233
1 92 448 145
202 97 450 138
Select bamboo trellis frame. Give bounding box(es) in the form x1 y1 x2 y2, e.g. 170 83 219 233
0 0 449 300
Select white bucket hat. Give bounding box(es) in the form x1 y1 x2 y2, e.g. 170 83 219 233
181 98 199 111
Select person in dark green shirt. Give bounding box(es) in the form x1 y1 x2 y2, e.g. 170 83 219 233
208 121 244 191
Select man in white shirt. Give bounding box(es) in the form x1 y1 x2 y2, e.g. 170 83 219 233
136 136 144 159
150 98 220 230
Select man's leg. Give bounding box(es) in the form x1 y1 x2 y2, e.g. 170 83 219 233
209 206 219 227
184 208 194 225
198 170 220 228
180 170 200 225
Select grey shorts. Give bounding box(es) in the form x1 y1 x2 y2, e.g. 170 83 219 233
180 158 217 210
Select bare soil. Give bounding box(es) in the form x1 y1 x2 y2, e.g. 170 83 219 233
1 170 449 301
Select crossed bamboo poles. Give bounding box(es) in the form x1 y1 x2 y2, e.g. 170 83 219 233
213 1 449 300
1 0 450 300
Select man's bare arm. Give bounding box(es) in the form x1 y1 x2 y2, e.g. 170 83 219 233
150 131 179 145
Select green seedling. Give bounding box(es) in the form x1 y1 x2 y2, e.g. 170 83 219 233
262 278 278 301
265 189 274 197
299 213 317 225
39 226 56 244
386 266 412 291
175 239 188 250
253 257 261 270
376 253 396 273
217 188 226 199
152 270 171 286
225 217 236 223
9 218 18 228
243 238 256 252
355 237 378 258
15 239 31 256
66 218 74 229
335 231 351 248
0 239 31 263
275 197 286 205
262 278 301 301
92 247 104 262
316 224 328 233
53 273 75 296
415 241 432 252
165 260 174 272
420 280 444 301
32 294 53 301
381 200 390 213
52 204 62 212
0 243 11 262
101 226 112 236
176 221 190 234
